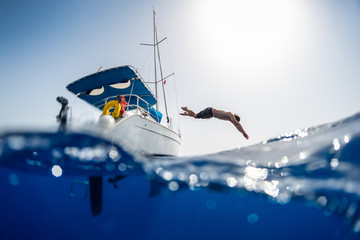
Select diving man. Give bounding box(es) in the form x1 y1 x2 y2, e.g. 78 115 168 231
180 107 249 139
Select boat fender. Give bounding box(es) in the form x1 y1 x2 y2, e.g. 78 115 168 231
98 114 116 130
102 100 121 118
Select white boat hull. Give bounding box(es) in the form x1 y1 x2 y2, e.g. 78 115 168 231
108 114 181 156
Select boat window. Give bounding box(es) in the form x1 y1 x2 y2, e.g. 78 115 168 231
86 87 104 96
109 80 131 89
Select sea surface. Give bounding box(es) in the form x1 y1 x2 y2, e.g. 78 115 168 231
0 112 360 240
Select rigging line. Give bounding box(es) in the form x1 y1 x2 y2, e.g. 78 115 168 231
125 14 151 43
162 73 180 135
154 21 172 75
162 78 176 131
127 78 136 112
153 10 158 110
68 94 80 123
136 45 150 77
156 27 180 133
133 42 143 70
133 33 150 70
132 14 152 72
154 18 169 123
134 43 151 85
156 23 176 71
173 73 181 135
155 19 168 42
144 73 174 84
70 96 78 108
170 74 181 134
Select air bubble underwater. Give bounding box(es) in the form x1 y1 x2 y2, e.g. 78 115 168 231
51 165 63 177
9 173 20 186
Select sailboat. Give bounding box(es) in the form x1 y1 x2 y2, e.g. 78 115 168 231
0 11 180 217
66 11 181 157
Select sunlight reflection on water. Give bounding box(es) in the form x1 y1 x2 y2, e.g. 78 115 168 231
1 113 360 234
140 113 360 232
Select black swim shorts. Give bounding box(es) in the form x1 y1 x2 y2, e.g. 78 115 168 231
196 107 213 119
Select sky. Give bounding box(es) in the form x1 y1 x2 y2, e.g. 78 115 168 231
1 0 359 156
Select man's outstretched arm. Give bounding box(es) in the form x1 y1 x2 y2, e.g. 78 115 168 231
230 117 249 139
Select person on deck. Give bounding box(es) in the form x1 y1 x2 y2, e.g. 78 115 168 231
180 107 249 139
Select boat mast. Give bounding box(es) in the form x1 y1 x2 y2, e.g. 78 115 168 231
152 11 158 110
153 11 169 122
141 10 170 122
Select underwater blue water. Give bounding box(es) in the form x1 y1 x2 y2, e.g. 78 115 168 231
1 112 360 240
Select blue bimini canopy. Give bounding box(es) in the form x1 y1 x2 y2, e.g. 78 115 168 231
66 65 157 111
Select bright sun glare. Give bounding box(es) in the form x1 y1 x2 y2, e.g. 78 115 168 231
191 0 310 76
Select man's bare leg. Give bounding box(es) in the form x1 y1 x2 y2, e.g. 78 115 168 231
180 107 197 118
